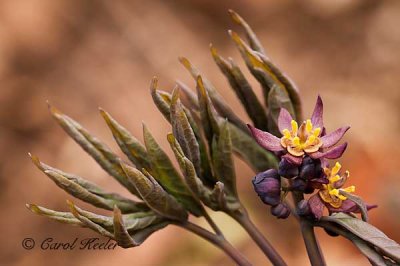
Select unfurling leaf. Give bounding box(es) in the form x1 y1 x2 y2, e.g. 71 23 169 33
167 134 204 198
228 123 278 172
170 88 201 177
150 77 173 122
211 45 268 130
121 163 188 221
229 31 298 124
48 104 139 196
68 200 114 238
179 57 248 133
196 75 221 144
228 9 265 54
210 181 241 212
150 83 214 187
112 206 168 248
212 121 237 197
323 213 400 263
30 154 147 213
176 80 199 109
100 109 151 171
142 125 203 216
26 204 82 226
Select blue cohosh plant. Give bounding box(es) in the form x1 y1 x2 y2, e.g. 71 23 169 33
27 10 400 266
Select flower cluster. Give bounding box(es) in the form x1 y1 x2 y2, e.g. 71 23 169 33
250 96 376 220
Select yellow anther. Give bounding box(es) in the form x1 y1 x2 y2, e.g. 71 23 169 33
343 186 355 193
332 162 341 176
345 170 350 178
313 127 321 137
293 136 300 146
282 129 291 138
291 120 298 134
329 189 340 197
307 135 316 144
329 175 341 183
306 119 313 133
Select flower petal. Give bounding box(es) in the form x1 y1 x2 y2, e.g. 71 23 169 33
278 108 293 134
247 124 284 152
282 153 303 165
321 126 350 148
309 142 348 160
308 194 325 220
311 95 323 129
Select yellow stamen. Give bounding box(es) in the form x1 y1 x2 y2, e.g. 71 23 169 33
332 162 341 176
282 129 291 139
306 119 313 133
313 127 321 137
342 186 355 193
329 175 341 183
307 135 316 145
291 120 298 135
293 136 300 146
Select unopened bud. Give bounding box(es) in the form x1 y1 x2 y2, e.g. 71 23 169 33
297 199 310 216
278 158 299 179
252 169 281 206
271 203 290 219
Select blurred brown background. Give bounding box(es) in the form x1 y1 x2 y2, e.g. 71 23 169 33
1 0 399 265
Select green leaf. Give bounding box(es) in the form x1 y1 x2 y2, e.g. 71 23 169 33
211 45 268 130
100 109 151 171
229 32 299 121
209 182 241 212
228 9 265 54
212 121 237 197
339 190 369 222
142 125 203 216
30 154 148 213
179 57 248 133
121 162 188 221
170 88 202 178
113 206 137 248
48 104 139 196
323 213 400 263
227 123 278 172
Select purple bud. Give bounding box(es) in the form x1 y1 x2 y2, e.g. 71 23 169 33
271 203 291 219
297 200 310 216
252 169 281 206
278 158 299 179
292 178 307 191
300 157 322 180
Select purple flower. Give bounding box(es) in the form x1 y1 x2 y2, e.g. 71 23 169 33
307 162 377 220
252 169 281 206
248 96 349 165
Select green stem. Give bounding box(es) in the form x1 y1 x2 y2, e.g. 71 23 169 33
177 221 251 266
293 192 326 266
230 210 287 266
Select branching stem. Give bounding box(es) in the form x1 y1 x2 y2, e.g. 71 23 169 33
176 221 251 266
230 210 287 266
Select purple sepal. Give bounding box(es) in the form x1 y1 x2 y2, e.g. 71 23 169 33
247 124 284 152
308 194 325 220
321 126 350 148
327 200 378 214
278 108 293 134
311 95 324 129
309 142 348 160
